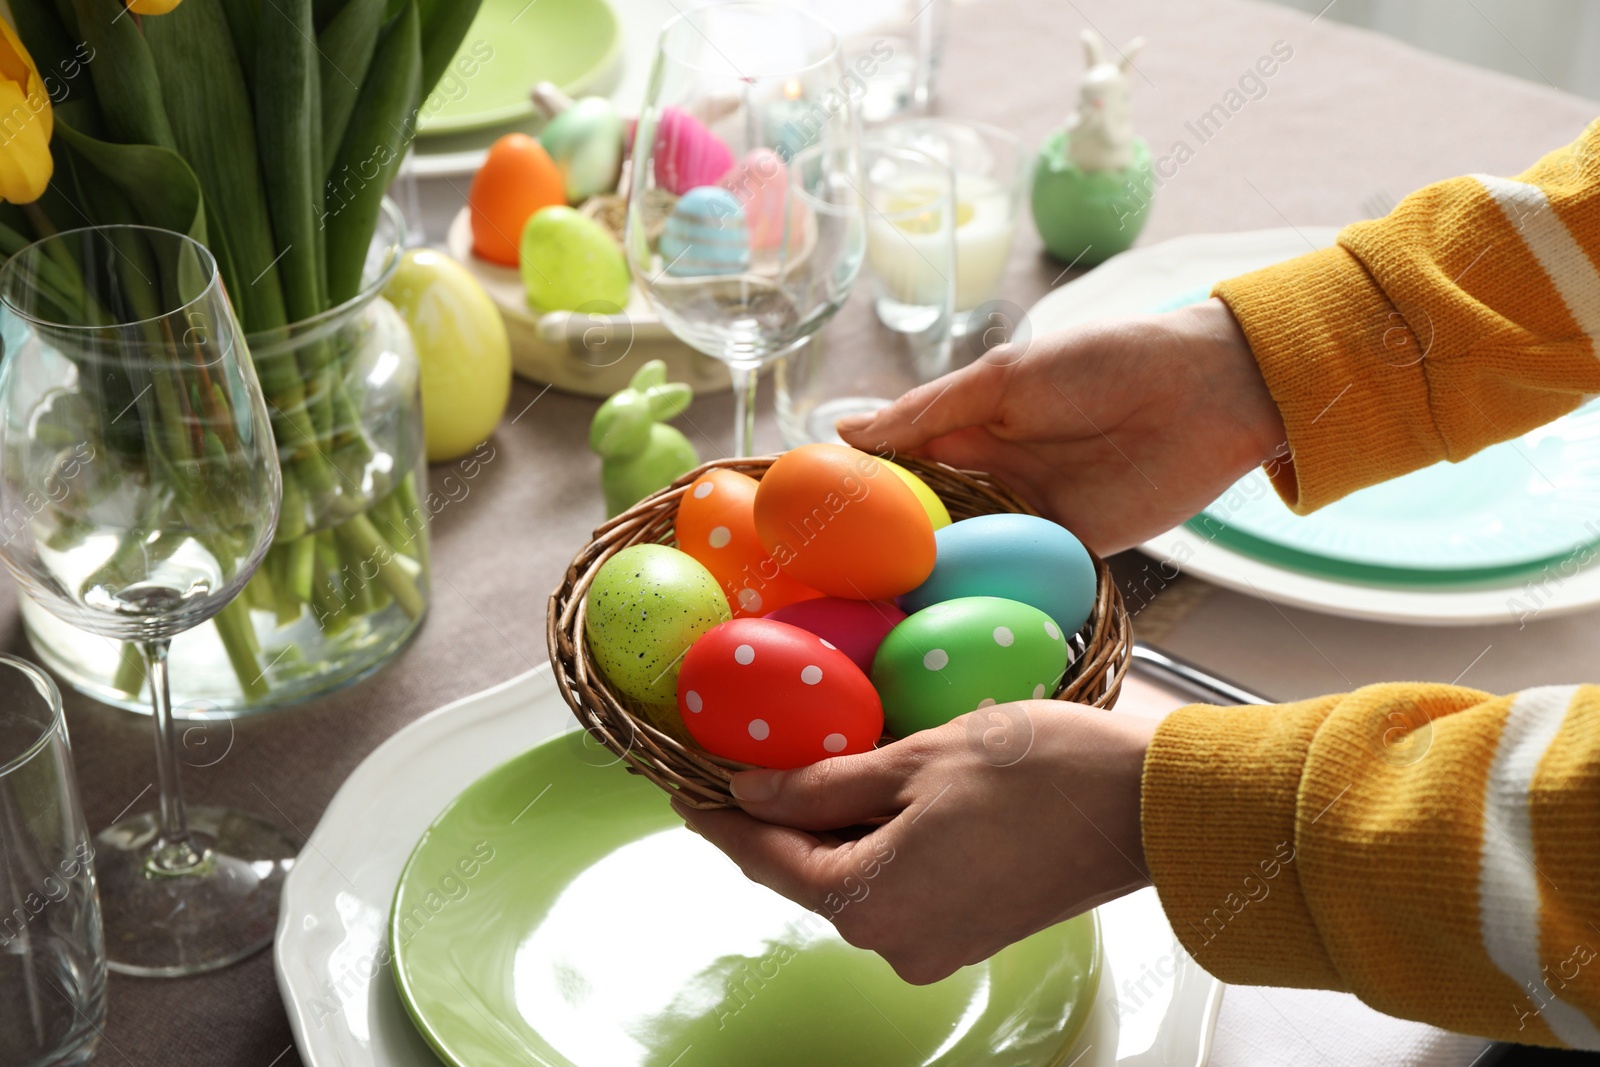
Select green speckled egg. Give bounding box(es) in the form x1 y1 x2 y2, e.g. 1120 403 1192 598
521 205 630 313
872 596 1070 737
585 544 731 704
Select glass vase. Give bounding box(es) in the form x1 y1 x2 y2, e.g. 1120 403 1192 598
23 201 430 717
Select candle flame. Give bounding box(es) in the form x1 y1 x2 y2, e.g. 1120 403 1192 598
783 78 803 101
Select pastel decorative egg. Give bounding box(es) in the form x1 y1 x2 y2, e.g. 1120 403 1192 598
899 514 1097 637
880 458 951 529
677 618 883 768
659 187 751 277
584 544 731 704
653 106 734 195
469 133 565 266
763 597 905 675
675 468 822 618
753 444 935 601
520 205 630 313
539 96 624 203
872 596 1072 737
722 148 789 250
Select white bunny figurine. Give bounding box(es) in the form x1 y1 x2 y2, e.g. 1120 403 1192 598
1064 29 1145 172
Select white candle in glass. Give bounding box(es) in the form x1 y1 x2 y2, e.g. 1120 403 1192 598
951 173 1016 310
865 182 955 319
866 174 1016 312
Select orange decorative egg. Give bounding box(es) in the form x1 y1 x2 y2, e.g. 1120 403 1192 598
468 134 565 266
676 469 822 617
752 445 936 601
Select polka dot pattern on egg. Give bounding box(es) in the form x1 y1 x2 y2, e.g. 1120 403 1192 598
734 644 755 665
738 588 762 612
693 481 714 498
823 733 847 752
993 626 1014 647
801 665 823 685
977 697 996 708
748 718 770 740
1045 620 1062 640
708 526 731 549
685 690 704 712
923 649 949 671
1033 684 1047 699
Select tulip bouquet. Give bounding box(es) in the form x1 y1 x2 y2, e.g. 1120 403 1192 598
1 0 481 703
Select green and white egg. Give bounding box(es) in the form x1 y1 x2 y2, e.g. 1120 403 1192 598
584 544 731 704
871 596 1071 737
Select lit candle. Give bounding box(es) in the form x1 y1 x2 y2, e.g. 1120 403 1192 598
764 79 816 162
866 175 1018 313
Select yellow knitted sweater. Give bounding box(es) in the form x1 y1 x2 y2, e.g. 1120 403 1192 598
1143 119 1600 1049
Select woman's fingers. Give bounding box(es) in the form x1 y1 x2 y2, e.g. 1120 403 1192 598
728 746 914 831
674 803 836 908
837 357 1012 454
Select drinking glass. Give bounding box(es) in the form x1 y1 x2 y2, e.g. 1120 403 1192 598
875 118 1030 335
776 142 957 447
0 654 104 1066
0 225 297 976
626 1 865 455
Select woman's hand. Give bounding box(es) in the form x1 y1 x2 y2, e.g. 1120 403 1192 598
837 299 1286 554
674 703 1155 985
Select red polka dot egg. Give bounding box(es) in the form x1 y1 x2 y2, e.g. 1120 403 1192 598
676 618 883 769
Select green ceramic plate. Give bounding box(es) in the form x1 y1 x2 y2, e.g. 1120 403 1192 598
1148 290 1600 579
416 0 621 136
391 735 1101 1067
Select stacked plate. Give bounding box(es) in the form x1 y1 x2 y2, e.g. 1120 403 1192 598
1025 229 1600 626
274 665 1223 1066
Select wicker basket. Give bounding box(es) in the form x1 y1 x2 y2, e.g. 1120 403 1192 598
548 455 1133 808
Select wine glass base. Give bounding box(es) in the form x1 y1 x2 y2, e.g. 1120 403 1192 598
96 805 300 978
800 396 893 446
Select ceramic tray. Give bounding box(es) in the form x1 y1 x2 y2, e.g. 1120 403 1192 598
276 664 1223 1067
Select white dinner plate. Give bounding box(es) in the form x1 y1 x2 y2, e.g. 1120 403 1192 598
275 664 1223 1067
1026 228 1600 626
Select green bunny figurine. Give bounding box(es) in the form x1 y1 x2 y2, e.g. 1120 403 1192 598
589 360 700 517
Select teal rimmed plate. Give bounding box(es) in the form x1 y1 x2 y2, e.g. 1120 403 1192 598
390 735 1101 1067
1141 289 1600 580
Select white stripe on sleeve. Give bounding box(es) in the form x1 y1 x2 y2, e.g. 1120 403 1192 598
1472 174 1600 355
1478 684 1600 1049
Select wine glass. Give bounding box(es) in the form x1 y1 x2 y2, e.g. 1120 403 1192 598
0 224 297 976
626 1 865 455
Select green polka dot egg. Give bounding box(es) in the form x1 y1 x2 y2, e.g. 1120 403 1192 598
871 596 1071 737
584 544 731 705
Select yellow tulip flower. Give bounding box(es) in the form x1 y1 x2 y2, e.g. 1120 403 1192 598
0 18 52 204
125 0 185 12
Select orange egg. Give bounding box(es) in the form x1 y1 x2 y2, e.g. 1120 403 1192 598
753 445 936 601
469 134 565 266
676 469 823 617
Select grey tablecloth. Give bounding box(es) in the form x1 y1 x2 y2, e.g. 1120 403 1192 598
48 0 1597 1063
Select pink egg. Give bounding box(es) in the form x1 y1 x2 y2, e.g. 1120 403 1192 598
763 597 906 676
722 148 788 250
679 618 882 769
653 107 734 196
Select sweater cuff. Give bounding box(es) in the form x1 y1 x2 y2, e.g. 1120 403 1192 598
1141 699 1345 990
1213 245 1447 514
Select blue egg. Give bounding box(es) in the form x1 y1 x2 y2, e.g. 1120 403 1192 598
899 514 1096 637
659 186 751 277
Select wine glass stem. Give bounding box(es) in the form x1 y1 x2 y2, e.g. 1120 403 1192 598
729 360 760 456
140 639 201 872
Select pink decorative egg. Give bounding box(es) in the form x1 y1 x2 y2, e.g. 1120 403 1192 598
653 107 734 196
763 597 905 675
722 148 788 250
677 618 883 769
